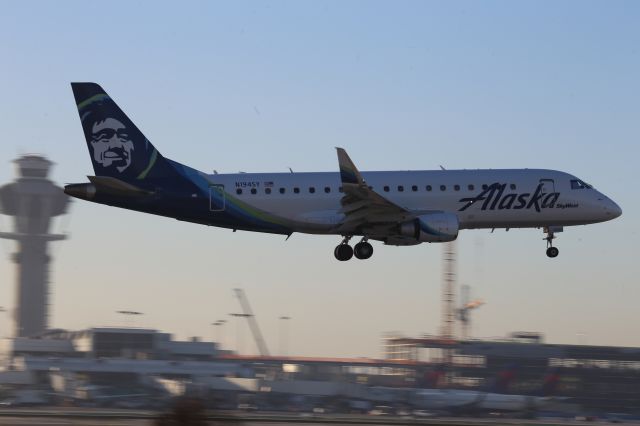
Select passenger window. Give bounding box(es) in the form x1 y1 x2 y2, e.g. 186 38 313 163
468 184 474 191
309 187 315 194
294 187 300 194
236 188 242 195
250 188 257 195
338 186 344 193
279 188 285 194
440 185 446 191
384 186 390 192
265 188 272 194
482 184 488 190
397 185 404 192
324 187 331 193
426 185 432 191
454 185 460 191
510 184 516 190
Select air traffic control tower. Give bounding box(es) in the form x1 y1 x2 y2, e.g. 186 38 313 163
0 155 69 337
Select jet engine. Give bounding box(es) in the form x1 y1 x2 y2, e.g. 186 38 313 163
398 212 459 243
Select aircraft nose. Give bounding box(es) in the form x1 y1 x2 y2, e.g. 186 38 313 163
602 198 622 219
609 200 622 219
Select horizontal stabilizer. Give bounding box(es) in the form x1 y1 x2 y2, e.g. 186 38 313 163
88 176 153 196
64 176 153 201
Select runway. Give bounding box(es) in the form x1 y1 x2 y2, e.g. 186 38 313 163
0 409 638 426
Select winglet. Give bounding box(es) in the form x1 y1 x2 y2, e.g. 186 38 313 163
336 147 365 186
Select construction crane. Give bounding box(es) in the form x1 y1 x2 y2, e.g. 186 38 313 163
440 241 457 341
233 288 270 356
457 284 485 340
437 240 457 382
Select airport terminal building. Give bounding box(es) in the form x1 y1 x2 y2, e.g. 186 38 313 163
0 327 639 415
383 332 640 414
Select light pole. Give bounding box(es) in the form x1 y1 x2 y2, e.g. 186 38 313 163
211 322 218 344
211 320 227 348
116 310 143 327
218 319 227 349
0 307 5 338
279 316 291 356
229 313 251 355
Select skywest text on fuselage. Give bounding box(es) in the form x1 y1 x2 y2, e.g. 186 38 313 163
458 183 562 212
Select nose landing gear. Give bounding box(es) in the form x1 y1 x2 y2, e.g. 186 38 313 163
544 228 559 258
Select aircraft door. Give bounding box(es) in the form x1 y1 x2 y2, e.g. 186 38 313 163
539 179 555 196
209 184 226 212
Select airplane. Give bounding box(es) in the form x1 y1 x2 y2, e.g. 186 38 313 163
410 366 566 417
65 83 622 260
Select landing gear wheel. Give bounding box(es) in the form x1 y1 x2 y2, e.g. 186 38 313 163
546 247 559 258
354 241 373 260
334 244 353 261
543 227 560 259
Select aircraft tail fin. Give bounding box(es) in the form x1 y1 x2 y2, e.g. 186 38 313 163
71 83 176 183
486 363 519 393
423 364 447 388
495 364 518 393
539 368 562 396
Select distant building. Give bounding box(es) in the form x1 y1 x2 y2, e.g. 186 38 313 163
383 333 640 413
0 327 243 393
2 327 219 361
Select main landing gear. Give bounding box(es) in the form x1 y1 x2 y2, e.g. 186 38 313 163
334 237 373 261
544 228 559 258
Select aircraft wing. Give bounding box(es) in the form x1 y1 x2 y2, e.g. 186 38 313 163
335 148 414 232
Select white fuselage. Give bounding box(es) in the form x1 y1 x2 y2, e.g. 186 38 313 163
67 83 622 259
412 388 552 412
207 168 620 235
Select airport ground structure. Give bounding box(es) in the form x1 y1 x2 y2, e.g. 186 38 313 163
0 155 637 419
383 332 640 415
0 327 638 419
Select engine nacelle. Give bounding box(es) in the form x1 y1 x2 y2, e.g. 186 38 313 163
398 212 459 243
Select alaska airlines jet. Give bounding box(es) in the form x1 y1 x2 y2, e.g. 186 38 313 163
65 83 622 260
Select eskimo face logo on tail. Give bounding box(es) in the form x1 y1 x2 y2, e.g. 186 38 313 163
458 183 559 212
90 118 134 172
77 92 152 179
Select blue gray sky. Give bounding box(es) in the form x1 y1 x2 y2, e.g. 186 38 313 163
0 1 638 357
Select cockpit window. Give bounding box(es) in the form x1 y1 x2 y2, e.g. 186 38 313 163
570 179 592 189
